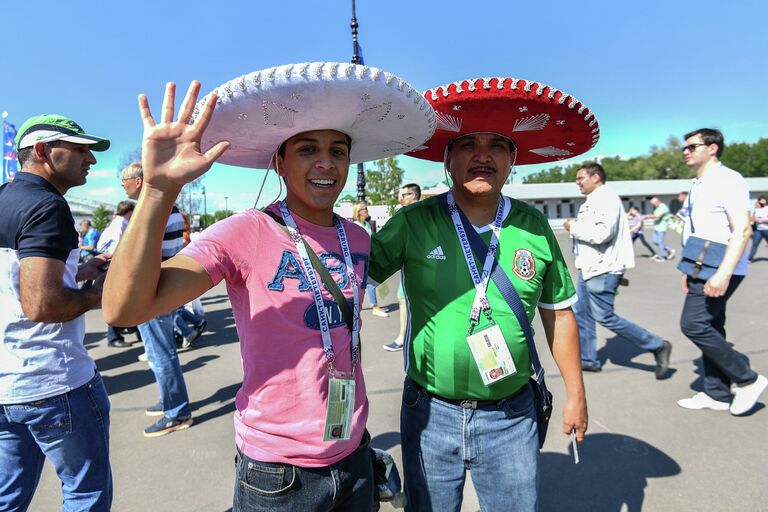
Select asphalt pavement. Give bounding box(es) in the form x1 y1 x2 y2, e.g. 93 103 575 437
28 230 768 511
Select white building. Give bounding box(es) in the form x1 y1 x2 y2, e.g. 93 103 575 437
339 178 768 229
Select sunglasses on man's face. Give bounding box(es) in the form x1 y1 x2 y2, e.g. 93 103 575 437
681 143 708 154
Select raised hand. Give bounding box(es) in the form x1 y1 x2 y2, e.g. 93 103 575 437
138 81 229 192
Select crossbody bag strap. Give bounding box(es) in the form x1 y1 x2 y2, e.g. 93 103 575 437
264 210 354 334
438 194 548 387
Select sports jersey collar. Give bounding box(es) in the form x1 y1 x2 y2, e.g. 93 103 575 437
12 172 65 198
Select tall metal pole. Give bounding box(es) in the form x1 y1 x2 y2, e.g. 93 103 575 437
351 0 366 202
202 187 207 228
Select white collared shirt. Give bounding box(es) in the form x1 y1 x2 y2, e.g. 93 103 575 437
683 163 750 275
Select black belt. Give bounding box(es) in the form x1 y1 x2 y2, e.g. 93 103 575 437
408 377 528 410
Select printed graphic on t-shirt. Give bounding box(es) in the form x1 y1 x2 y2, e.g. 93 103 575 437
267 249 368 332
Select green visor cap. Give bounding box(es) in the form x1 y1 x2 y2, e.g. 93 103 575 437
15 114 110 152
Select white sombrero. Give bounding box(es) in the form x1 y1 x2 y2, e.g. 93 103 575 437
194 62 436 169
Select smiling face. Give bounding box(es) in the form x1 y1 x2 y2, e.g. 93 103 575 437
446 133 514 199
276 129 351 226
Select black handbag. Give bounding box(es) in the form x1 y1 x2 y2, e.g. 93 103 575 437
677 235 727 280
439 195 552 448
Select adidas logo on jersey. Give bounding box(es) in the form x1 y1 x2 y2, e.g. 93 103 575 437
426 246 447 260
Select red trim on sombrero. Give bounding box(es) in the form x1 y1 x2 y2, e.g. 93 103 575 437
406 77 600 165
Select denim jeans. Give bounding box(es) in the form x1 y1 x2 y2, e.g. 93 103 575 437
366 284 378 306
0 372 112 512
652 230 669 257
747 229 768 260
400 378 538 512
680 275 757 401
174 308 204 338
232 432 373 511
138 312 191 420
574 272 663 366
631 231 656 256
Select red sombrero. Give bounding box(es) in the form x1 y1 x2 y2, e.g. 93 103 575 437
406 77 599 165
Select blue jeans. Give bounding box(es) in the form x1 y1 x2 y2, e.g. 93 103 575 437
174 308 204 338
400 378 538 512
631 231 656 256
139 312 191 420
680 276 757 401
0 372 112 512
232 432 373 511
652 230 669 257
366 284 378 306
748 229 768 260
574 272 663 366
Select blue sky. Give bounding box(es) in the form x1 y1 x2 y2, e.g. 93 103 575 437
2 1 766 212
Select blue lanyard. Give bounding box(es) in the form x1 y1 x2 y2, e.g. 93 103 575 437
446 191 506 324
278 202 360 371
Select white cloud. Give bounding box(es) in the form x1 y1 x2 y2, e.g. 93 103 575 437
84 187 117 197
87 169 118 179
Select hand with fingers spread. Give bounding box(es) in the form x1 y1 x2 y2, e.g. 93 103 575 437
138 81 229 193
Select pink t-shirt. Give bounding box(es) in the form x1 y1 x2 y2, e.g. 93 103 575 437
181 205 370 467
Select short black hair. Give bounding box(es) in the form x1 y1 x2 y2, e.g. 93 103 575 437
684 128 724 158
17 140 62 168
277 132 353 159
401 183 421 200
579 162 606 184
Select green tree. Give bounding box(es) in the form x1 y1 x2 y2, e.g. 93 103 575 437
91 205 112 231
365 157 404 213
213 209 234 222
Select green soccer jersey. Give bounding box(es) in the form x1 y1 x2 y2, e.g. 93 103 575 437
369 194 576 400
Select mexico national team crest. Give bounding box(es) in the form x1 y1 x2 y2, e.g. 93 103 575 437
512 249 536 281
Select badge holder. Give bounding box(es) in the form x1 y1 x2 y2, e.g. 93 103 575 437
323 362 356 441
465 302 517 387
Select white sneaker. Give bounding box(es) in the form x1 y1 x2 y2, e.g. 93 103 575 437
677 392 729 411
730 374 768 416
371 307 389 318
665 248 676 261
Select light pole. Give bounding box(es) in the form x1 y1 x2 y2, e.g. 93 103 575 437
351 0 366 202
202 187 207 228
224 196 229 216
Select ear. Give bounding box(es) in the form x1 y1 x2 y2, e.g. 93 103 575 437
33 142 49 162
274 154 286 177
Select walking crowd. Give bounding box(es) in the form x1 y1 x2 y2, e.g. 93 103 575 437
1 61 766 512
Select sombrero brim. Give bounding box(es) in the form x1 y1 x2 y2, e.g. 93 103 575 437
406 77 599 165
195 62 436 169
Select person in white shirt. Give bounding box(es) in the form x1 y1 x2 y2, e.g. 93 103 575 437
564 163 672 377
676 128 766 415
747 195 768 262
96 200 135 255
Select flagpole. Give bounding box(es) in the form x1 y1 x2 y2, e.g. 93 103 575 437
351 0 366 203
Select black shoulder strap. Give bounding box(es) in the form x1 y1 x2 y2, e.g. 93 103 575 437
263 210 354 334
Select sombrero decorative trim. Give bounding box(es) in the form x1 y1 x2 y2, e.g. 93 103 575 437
406 77 599 165
194 62 436 169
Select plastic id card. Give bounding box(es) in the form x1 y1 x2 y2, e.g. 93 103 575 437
466 324 517 386
323 373 355 442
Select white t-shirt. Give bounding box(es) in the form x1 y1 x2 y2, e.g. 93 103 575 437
683 163 750 276
752 205 768 231
96 216 128 254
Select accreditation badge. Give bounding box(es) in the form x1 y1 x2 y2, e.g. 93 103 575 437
466 324 517 386
323 372 356 442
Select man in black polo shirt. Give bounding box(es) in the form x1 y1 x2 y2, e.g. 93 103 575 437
0 114 113 511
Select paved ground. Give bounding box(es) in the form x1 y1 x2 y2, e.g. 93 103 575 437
29 231 768 511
